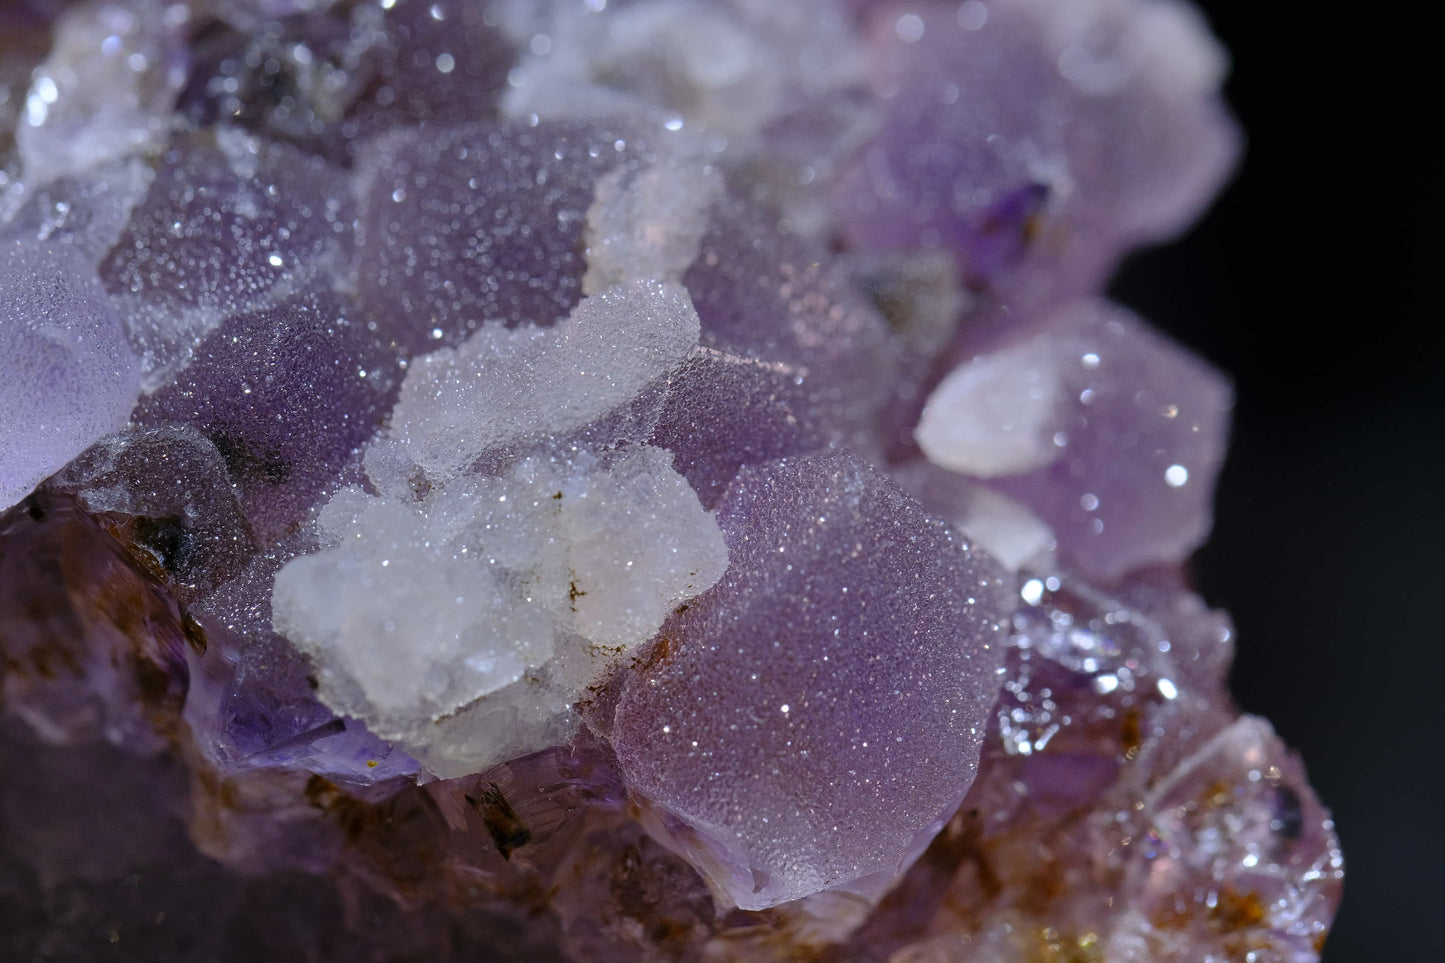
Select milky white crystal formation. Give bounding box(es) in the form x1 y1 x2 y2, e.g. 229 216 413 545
382 279 701 483
17 0 187 185
272 146 730 777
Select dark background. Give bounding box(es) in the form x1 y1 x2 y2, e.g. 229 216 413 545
1109 3 1441 959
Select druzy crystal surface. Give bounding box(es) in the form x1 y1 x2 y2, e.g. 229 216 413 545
0 1 1343 960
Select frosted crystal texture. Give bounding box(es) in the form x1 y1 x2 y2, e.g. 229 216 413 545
924 300 1231 572
648 350 835 508
132 290 401 545
0 0 1346 958
353 122 661 352
919 299 1232 577
0 157 153 266
273 121 726 774
99 127 354 388
612 452 1010 909
499 0 864 144
0 239 139 511
685 189 899 454
273 446 728 776
837 0 1239 302
385 281 700 483
582 160 722 293
16 0 188 184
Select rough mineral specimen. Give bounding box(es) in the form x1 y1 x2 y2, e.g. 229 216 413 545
0 1 1343 961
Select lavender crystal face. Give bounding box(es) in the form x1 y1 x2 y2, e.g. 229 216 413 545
0 239 140 510
835 0 1239 304
99 128 355 386
0 2 1343 960
915 298 1233 577
612 452 1008 909
351 121 660 351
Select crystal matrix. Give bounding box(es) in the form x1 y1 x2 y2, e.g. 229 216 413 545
0 2 1342 960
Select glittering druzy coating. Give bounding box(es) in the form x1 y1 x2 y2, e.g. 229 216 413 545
613 452 1009 909
916 298 1233 577
0 239 140 510
98 127 355 387
132 290 401 544
0 1 1342 960
352 121 656 351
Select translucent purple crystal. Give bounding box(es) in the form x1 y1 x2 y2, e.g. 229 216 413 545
845 576 1342 962
0 239 139 510
132 290 401 545
45 424 255 598
836 0 1239 303
98 127 353 386
915 298 1233 577
0 1 1343 960
352 121 656 352
612 451 1009 908
648 351 834 508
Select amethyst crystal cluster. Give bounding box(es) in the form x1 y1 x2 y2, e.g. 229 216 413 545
0 1 1343 960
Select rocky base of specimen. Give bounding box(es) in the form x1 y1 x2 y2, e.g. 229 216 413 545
0 492 1341 961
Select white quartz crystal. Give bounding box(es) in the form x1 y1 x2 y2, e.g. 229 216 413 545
916 340 1063 478
272 447 727 776
17 0 187 184
583 161 722 294
386 281 700 483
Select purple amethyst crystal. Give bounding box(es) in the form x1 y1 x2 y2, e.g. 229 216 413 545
612 451 1009 909
913 298 1233 577
0 239 140 510
98 127 354 387
132 290 401 545
0 1 1343 960
835 0 1239 305
351 120 658 352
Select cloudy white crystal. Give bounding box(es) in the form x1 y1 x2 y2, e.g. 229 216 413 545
387 280 700 482
500 0 863 143
18 0 187 184
272 446 727 773
583 161 722 294
916 339 1064 478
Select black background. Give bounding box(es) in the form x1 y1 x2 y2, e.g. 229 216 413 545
1109 3 1441 958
